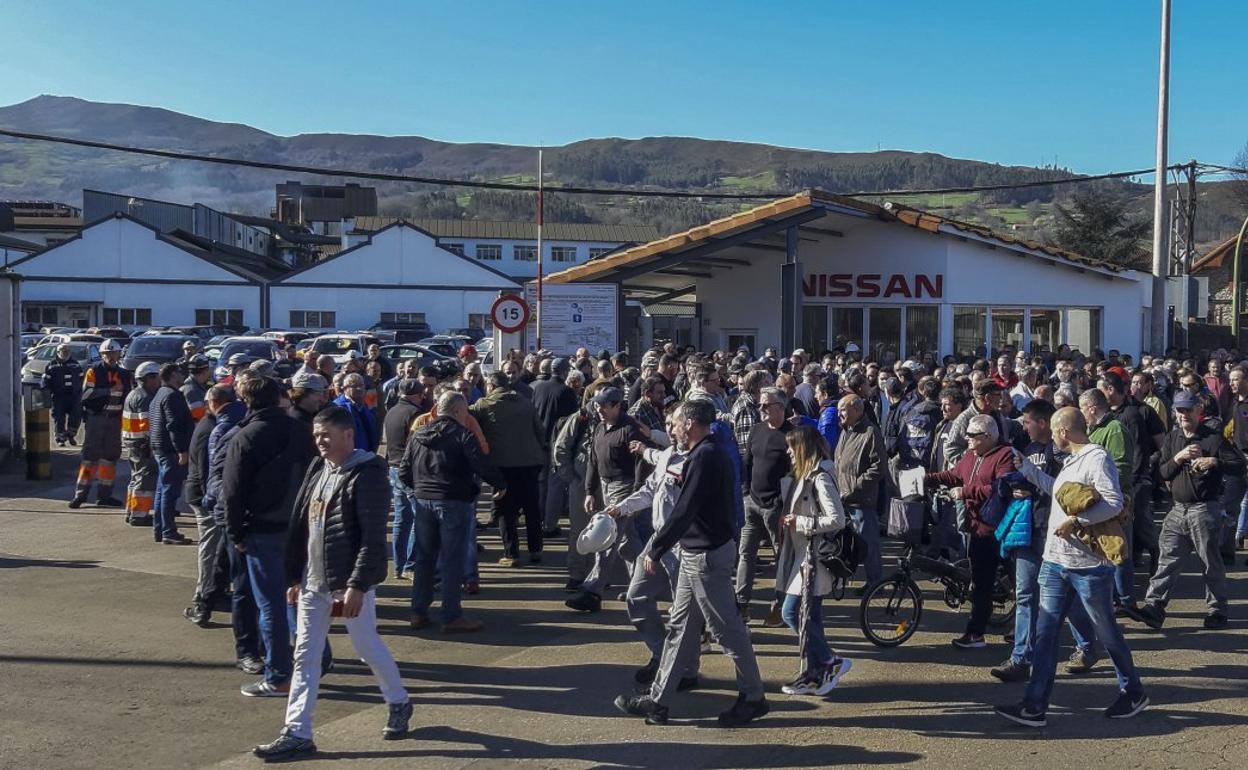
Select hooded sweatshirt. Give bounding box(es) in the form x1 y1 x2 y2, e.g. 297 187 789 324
305 449 372 593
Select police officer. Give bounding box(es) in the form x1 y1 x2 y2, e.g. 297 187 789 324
42 343 83 446
72 339 132 509
182 354 213 423
122 362 162 526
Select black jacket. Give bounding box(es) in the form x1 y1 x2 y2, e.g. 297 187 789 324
285 454 390 591
585 415 650 494
399 416 506 501
648 434 736 559
148 385 193 456
185 412 217 507
531 377 580 446
1159 424 1245 504
222 407 315 542
42 358 83 398
383 398 423 467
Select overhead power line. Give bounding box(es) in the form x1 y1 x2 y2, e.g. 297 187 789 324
0 126 1201 201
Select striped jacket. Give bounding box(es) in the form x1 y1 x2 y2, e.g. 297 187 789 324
181 379 209 423
122 386 154 451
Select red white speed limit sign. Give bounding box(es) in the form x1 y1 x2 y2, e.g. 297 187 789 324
491 294 531 333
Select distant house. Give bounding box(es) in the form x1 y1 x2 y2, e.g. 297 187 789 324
344 217 659 279
1191 235 1243 326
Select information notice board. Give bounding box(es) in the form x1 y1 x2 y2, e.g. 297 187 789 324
522 282 618 355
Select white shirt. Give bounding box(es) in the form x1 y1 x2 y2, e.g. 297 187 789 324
1020 443 1123 570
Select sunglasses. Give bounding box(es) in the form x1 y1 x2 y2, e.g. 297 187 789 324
761 402 783 409
966 431 987 438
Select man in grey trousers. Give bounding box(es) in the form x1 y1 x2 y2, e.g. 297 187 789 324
614 399 768 727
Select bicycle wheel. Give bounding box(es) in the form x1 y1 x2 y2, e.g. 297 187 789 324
859 577 923 647
989 565 1016 628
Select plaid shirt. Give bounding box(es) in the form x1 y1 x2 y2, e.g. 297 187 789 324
731 392 761 456
628 399 665 434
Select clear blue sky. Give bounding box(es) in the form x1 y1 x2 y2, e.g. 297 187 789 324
5 0 1245 174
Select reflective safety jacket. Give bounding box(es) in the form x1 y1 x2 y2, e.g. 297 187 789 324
82 362 132 416
122 386 155 450
181 378 209 423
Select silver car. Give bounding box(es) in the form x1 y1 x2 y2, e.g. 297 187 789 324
22 342 102 387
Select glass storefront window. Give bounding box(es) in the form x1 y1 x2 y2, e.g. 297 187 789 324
1030 309 1061 355
991 308 1025 355
831 307 863 352
953 306 987 359
1067 308 1102 355
906 306 939 357
802 306 828 353
869 307 901 367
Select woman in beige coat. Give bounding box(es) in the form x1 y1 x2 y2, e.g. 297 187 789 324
775 426 852 697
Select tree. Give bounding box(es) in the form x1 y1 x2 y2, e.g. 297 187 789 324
1050 190 1150 267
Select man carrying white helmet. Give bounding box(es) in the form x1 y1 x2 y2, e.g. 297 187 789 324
71 338 132 509
120 361 162 525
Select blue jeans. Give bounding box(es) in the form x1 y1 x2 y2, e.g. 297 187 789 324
390 468 417 574
1024 561 1145 713
1239 482 1248 539
781 593 833 672
228 542 259 661
411 498 474 624
1011 546 1042 665
245 532 292 685
153 454 185 539
847 506 883 585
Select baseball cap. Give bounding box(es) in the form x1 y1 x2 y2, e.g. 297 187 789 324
290 371 328 392
1172 390 1199 410
135 361 161 379
188 354 211 370
591 386 623 406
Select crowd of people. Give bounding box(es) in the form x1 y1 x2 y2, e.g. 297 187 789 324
43 334 1248 757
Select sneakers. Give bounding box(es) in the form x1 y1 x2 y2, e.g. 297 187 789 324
440 617 484 634
1122 603 1166 630
95 496 124 508
614 694 669 725
814 657 852 695
497 556 517 568
68 495 87 509
67 436 78 446
634 658 659 685
409 614 429 631
952 632 987 649
382 700 413 740
236 655 265 675
994 702 1047 728
1203 611 1229 630
241 680 290 698
127 515 153 527
564 590 602 613
990 659 1031 683
717 694 769 727
1064 649 1098 674
1104 691 1149 719
762 600 784 628
253 731 316 761
781 672 819 696
162 533 193 545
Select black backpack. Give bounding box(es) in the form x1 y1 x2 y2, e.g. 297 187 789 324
806 470 865 582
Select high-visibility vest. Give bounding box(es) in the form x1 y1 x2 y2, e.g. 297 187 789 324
121 388 153 446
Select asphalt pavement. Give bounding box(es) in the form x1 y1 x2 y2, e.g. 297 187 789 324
1 446 1244 769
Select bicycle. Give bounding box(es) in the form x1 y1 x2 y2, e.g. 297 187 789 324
858 531 1016 648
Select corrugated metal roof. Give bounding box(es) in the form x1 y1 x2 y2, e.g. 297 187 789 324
545 189 1125 285
1191 235 1240 273
0 233 39 252
350 216 659 244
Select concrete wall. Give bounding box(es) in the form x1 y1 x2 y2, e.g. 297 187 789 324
0 274 20 459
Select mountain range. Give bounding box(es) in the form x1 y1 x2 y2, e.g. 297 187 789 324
0 95 1241 245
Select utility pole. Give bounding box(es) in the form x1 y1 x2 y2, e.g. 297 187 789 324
1148 0 1172 355
535 148 544 351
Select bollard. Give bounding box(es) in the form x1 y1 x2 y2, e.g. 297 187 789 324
25 408 52 481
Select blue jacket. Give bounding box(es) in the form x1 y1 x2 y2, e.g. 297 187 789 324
993 471 1034 557
203 401 247 522
796 405 840 454
333 394 380 452
710 419 746 533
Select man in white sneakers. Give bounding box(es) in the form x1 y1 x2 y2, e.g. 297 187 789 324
253 405 411 761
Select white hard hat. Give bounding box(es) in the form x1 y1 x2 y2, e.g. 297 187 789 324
576 513 618 555
100 339 123 353
135 361 161 379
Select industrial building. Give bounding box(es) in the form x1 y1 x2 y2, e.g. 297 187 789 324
547 190 1151 360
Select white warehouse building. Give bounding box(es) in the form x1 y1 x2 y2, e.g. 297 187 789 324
547 190 1152 361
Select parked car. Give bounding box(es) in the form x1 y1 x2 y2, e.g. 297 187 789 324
22 341 102 386
86 326 133 341
309 333 382 366
212 337 281 380
121 334 196 372
415 335 474 358
378 344 458 377
370 321 432 343
21 333 46 365
294 338 315 358
447 327 489 342
260 330 314 348
36 332 104 349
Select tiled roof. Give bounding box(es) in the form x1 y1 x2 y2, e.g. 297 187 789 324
350 216 659 244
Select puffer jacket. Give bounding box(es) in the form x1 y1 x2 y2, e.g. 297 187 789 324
222 407 315 543
775 461 847 598
469 388 546 468
148 384 193 457
285 451 391 592
399 415 506 501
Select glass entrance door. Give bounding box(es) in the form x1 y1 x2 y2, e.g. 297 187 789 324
868 307 901 367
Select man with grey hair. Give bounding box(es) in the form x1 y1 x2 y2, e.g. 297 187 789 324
736 386 793 624
793 363 823 417
834 394 886 591
333 373 379 452
926 411 1013 649
533 357 578 535
401 390 506 633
